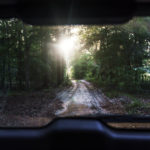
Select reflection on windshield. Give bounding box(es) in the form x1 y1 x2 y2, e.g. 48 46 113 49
0 18 150 127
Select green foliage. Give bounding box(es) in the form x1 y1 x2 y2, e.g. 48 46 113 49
61 76 72 87
72 53 99 80
74 17 150 93
126 97 143 114
103 90 121 98
0 19 66 91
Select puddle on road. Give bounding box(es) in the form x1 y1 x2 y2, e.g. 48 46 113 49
58 102 94 116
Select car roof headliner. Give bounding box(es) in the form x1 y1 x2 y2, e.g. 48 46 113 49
0 0 150 25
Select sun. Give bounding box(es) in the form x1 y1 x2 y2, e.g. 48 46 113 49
58 38 75 59
58 27 80 60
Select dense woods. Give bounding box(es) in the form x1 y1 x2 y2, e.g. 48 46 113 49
0 17 150 94
0 17 150 126
72 18 150 93
0 19 67 92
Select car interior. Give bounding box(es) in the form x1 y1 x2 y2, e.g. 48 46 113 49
0 0 150 150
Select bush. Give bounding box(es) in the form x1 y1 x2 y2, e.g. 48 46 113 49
72 54 99 80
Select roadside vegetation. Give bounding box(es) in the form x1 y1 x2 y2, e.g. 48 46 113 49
71 17 150 114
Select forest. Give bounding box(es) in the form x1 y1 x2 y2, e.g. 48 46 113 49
0 19 68 92
0 17 150 124
72 18 150 94
0 18 150 94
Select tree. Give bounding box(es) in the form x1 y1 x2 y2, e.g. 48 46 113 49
0 19 67 92
74 17 150 92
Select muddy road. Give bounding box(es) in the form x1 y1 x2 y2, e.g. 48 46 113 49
55 80 109 116
0 80 125 127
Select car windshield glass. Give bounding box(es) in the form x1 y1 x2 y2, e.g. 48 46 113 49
0 17 150 127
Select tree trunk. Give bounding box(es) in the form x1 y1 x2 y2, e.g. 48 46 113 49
1 57 6 89
23 25 30 89
8 49 12 89
24 45 30 89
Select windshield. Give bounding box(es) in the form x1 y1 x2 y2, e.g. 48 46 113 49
0 17 150 127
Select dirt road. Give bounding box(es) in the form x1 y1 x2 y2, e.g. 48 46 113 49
0 80 125 127
55 80 109 116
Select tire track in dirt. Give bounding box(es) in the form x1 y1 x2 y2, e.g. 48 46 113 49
55 80 109 116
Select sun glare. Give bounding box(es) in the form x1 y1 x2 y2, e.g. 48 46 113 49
59 38 75 59
71 27 80 34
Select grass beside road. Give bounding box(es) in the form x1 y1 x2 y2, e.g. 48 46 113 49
102 89 150 115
